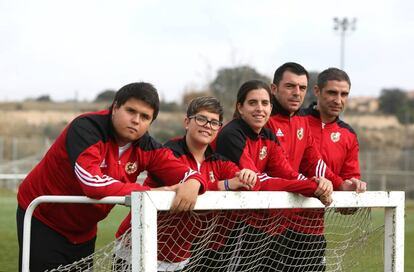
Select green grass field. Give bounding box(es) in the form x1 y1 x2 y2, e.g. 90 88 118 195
1 189 413 271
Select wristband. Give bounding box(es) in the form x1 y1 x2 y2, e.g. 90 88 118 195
224 179 231 191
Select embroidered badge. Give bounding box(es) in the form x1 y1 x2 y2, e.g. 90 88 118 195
125 162 137 174
297 128 304 140
209 171 216 183
259 146 267 160
331 132 341 143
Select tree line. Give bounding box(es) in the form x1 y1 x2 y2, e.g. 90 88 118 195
31 65 414 124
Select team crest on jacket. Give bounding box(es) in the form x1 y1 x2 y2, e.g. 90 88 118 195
331 132 341 143
259 146 267 160
125 162 137 174
297 128 304 140
209 171 216 183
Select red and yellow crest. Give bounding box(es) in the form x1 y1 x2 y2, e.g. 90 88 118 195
259 146 268 160
331 132 341 143
125 162 137 174
297 128 304 140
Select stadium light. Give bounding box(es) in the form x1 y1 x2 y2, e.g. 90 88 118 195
333 17 357 69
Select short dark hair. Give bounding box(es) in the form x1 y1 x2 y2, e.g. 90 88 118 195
272 62 309 85
233 80 271 118
111 82 160 121
187 96 224 122
317 67 351 89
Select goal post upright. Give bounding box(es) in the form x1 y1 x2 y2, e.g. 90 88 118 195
130 191 158 272
384 191 405 271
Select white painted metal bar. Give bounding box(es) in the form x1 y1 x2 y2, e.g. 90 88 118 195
131 192 158 272
142 191 405 210
22 195 126 272
384 191 405 271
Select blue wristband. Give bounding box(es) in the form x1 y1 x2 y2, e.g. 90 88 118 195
224 179 231 191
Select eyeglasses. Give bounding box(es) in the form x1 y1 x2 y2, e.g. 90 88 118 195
189 115 222 130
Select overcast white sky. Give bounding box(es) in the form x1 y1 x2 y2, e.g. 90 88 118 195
1 0 413 102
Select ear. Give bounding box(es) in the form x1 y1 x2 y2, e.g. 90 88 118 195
270 83 278 95
314 85 321 97
184 117 190 130
236 102 243 116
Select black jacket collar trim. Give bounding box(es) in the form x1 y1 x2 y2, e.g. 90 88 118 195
179 135 215 159
271 96 296 116
236 118 266 140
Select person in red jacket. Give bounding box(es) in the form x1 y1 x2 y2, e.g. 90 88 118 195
268 63 366 271
16 82 207 272
215 80 333 271
115 96 257 272
306 67 366 190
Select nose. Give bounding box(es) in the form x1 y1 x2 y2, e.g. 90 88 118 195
256 103 264 111
131 113 140 124
333 94 341 104
292 85 300 96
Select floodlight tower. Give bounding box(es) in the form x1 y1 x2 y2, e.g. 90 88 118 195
333 17 357 69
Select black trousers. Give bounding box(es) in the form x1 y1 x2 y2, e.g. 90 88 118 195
16 206 96 272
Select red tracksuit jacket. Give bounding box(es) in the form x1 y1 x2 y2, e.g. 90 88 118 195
266 98 345 234
266 97 344 188
305 103 361 180
17 110 206 244
116 136 240 263
215 118 320 235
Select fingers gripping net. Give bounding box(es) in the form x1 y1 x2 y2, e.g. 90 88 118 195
49 207 383 272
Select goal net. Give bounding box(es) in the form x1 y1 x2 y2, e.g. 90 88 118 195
43 191 404 272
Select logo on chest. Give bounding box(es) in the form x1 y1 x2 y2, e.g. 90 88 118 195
276 128 284 137
330 132 341 143
125 162 137 174
297 128 304 141
259 146 268 160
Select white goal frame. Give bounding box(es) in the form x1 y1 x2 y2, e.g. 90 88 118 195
130 191 405 272
21 191 405 272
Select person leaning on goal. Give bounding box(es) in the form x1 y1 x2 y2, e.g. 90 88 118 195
214 79 333 272
16 82 207 272
114 96 257 272
266 62 366 271
304 67 367 202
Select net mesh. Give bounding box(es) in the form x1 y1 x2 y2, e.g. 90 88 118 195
47 207 384 272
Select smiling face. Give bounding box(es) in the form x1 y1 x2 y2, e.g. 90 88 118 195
185 110 221 146
111 98 154 146
237 88 272 133
271 70 308 114
315 80 350 122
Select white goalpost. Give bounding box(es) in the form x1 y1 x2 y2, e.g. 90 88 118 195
22 191 405 272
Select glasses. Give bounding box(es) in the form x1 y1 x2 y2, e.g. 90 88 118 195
189 115 222 130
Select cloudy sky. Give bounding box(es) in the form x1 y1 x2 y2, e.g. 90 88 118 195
1 0 413 102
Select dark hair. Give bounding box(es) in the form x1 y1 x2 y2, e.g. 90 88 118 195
233 80 272 118
317 67 351 89
111 82 160 121
272 62 309 85
186 96 224 122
